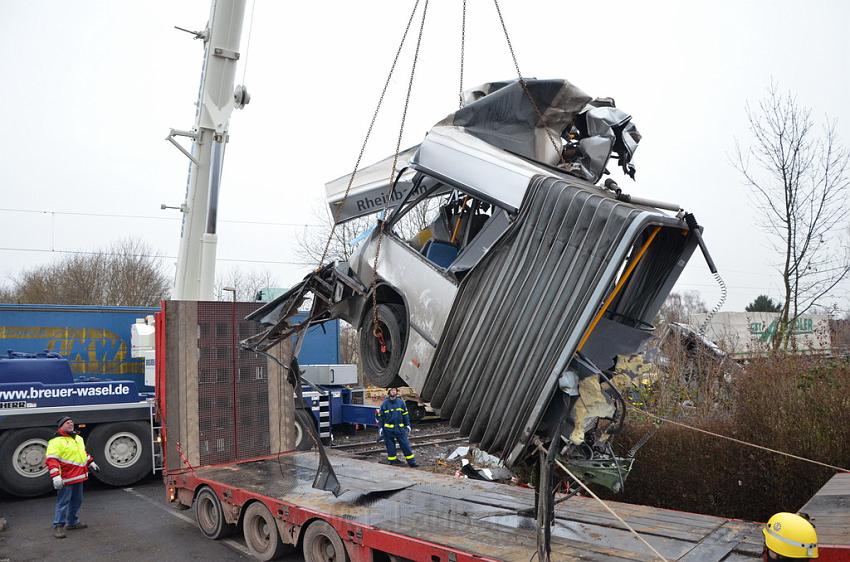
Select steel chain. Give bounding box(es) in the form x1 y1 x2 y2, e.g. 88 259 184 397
459 0 467 108
369 0 430 347
315 0 423 269
492 0 566 167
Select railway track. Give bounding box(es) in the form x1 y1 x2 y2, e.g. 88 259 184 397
332 430 467 455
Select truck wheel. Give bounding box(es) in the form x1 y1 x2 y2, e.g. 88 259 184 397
0 428 54 497
294 409 316 451
87 421 152 486
303 519 349 562
195 486 234 540
360 304 406 388
243 502 286 561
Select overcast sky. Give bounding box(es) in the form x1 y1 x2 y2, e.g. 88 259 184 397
2 0 849 314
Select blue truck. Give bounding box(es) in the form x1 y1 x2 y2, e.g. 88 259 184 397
0 303 384 496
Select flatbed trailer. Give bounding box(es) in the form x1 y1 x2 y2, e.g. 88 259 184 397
166 449 766 562
799 472 850 562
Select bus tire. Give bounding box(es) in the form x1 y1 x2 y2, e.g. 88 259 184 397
360 304 407 388
87 421 152 486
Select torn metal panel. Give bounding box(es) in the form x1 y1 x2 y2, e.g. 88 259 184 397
420 175 689 466
440 79 592 166
442 79 641 183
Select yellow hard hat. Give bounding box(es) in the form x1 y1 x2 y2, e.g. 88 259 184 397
763 512 818 559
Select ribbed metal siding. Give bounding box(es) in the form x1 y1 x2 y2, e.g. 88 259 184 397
421 175 648 462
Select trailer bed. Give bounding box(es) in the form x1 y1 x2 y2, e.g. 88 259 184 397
181 450 764 561
799 472 850 561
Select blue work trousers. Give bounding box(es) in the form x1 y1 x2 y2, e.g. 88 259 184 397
53 482 84 527
383 428 415 464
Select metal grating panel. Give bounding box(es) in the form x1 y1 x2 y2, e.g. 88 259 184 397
196 302 272 464
162 300 293 471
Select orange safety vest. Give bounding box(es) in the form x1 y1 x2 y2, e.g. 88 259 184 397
46 433 93 485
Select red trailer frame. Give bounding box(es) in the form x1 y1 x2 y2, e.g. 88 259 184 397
154 302 847 562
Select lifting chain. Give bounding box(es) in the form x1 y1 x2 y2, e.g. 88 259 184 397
369 0 430 348
315 0 423 269
459 0 467 108
492 0 566 167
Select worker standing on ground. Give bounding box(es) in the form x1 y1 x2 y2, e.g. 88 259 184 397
762 512 818 560
46 416 98 538
375 388 417 467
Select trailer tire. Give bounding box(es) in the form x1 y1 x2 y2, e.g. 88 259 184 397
195 487 234 540
243 502 286 561
303 519 349 562
294 409 316 451
360 304 406 388
87 421 152 486
0 428 54 497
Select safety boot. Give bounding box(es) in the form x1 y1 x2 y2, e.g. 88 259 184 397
53 525 66 539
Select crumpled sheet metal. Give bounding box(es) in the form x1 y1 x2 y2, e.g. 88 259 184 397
441 78 640 184
421 175 656 464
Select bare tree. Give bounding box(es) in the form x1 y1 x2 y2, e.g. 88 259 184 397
295 197 441 268
294 204 375 266
735 83 850 349
214 267 280 301
4 239 170 306
656 291 708 326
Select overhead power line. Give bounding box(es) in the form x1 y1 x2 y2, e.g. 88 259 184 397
0 246 306 266
0 207 323 229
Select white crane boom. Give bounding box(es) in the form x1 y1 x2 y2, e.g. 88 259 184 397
172 0 249 301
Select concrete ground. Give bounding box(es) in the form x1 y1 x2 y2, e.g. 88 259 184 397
0 476 303 562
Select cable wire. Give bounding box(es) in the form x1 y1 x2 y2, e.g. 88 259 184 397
534 441 669 562
629 404 850 473
0 207 322 228
240 0 257 85
0 246 304 266
699 271 727 336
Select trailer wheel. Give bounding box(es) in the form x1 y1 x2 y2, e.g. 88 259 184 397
87 421 152 486
294 409 316 451
0 428 54 497
303 519 349 562
195 487 234 540
243 502 286 561
360 304 406 388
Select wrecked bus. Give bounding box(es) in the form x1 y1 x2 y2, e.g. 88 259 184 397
244 79 708 478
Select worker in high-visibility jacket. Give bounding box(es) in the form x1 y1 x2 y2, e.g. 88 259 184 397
375 388 417 467
45 416 99 539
